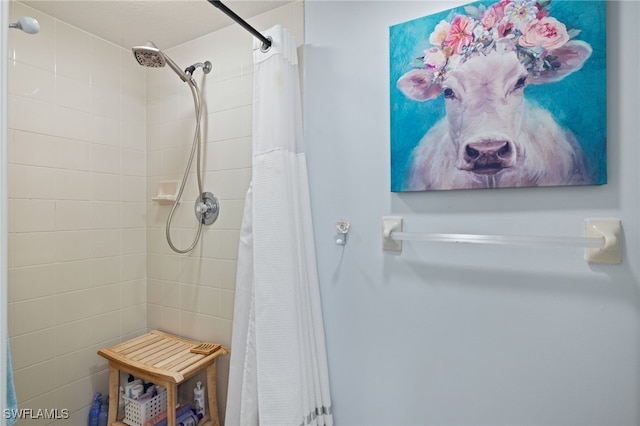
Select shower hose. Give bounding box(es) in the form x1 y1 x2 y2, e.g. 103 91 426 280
165 78 206 253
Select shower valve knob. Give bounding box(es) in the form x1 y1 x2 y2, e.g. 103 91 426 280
194 192 219 225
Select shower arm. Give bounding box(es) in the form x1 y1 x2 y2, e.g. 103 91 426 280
206 0 272 50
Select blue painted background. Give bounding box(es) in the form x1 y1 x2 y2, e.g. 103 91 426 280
389 0 607 192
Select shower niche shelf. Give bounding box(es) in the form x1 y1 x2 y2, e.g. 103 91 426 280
152 180 179 203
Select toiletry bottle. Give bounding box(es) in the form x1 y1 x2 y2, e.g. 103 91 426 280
193 381 205 417
98 398 108 426
88 392 101 426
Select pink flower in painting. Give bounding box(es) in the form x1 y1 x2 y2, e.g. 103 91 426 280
481 8 501 30
429 20 451 46
423 47 447 72
490 0 512 20
443 15 476 54
518 17 569 50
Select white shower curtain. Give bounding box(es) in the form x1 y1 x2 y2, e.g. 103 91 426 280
225 26 333 426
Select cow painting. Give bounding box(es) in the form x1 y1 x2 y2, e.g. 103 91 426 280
390 0 606 191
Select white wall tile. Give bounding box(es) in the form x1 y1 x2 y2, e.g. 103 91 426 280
90 257 121 286
54 320 91 356
91 115 121 147
10 329 56 370
55 169 92 200
12 232 56 267
54 231 92 262
54 105 93 142
121 279 145 308
89 312 121 345
13 199 56 233
91 172 120 201
90 38 121 88
12 164 56 200
55 349 90 387
55 260 92 293
121 122 146 151
55 201 92 231
120 176 145 201
120 202 146 228
11 265 57 302
121 254 145 282
121 228 146 254
12 131 58 167
13 296 56 335
91 83 121 121
56 138 92 171
13 360 57 403
55 376 94 414
121 149 146 177
9 60 55 104
90 229 121 258
56 74 92 113
121 305 146 335
55 21 92 82
10 95 57 136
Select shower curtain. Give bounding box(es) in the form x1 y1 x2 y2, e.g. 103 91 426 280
225 26 333 426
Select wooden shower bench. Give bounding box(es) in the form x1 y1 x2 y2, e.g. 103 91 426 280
97 330 228 426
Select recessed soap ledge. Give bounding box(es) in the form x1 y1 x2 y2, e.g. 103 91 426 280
152 180 179 203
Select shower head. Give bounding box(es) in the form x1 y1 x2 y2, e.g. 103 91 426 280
132 41 191 83
9 16 40 34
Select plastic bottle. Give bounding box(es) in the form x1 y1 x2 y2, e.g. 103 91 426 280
98 398 108 426
88 392 101 426
193 381 205 417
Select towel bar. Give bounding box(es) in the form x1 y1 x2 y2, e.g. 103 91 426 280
382 216 622 264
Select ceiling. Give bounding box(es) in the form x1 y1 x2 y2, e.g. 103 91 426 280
21 0 293 49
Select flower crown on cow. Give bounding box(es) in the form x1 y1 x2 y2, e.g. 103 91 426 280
413 0 583 84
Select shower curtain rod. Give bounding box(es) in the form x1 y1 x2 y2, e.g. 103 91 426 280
207 0 272 50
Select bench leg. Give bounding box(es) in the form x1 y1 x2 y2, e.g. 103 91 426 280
107 366 119 425
206 361 220 426
167 384 177 426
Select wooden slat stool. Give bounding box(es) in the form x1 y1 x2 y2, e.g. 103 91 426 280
97 330 228 426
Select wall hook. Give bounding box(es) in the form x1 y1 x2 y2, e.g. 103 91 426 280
335 220 350 245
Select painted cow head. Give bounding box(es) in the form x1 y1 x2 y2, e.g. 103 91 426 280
397 40 592 176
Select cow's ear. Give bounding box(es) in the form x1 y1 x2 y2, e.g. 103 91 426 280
397 69 442 101
529 40 593 85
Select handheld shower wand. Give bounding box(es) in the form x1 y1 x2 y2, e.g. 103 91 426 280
132 41 218 253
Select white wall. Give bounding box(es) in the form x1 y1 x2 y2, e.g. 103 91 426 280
304 1 640 424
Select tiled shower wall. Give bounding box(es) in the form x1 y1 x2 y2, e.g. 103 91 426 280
6 0 303 424
6 1 147 424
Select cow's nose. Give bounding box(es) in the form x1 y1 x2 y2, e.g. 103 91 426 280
461 140 515 173
464 140 513 161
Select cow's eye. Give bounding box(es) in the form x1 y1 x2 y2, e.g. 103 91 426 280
514 77 526 90
444 88 456 99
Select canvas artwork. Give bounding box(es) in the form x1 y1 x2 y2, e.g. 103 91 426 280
389 0 606 192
